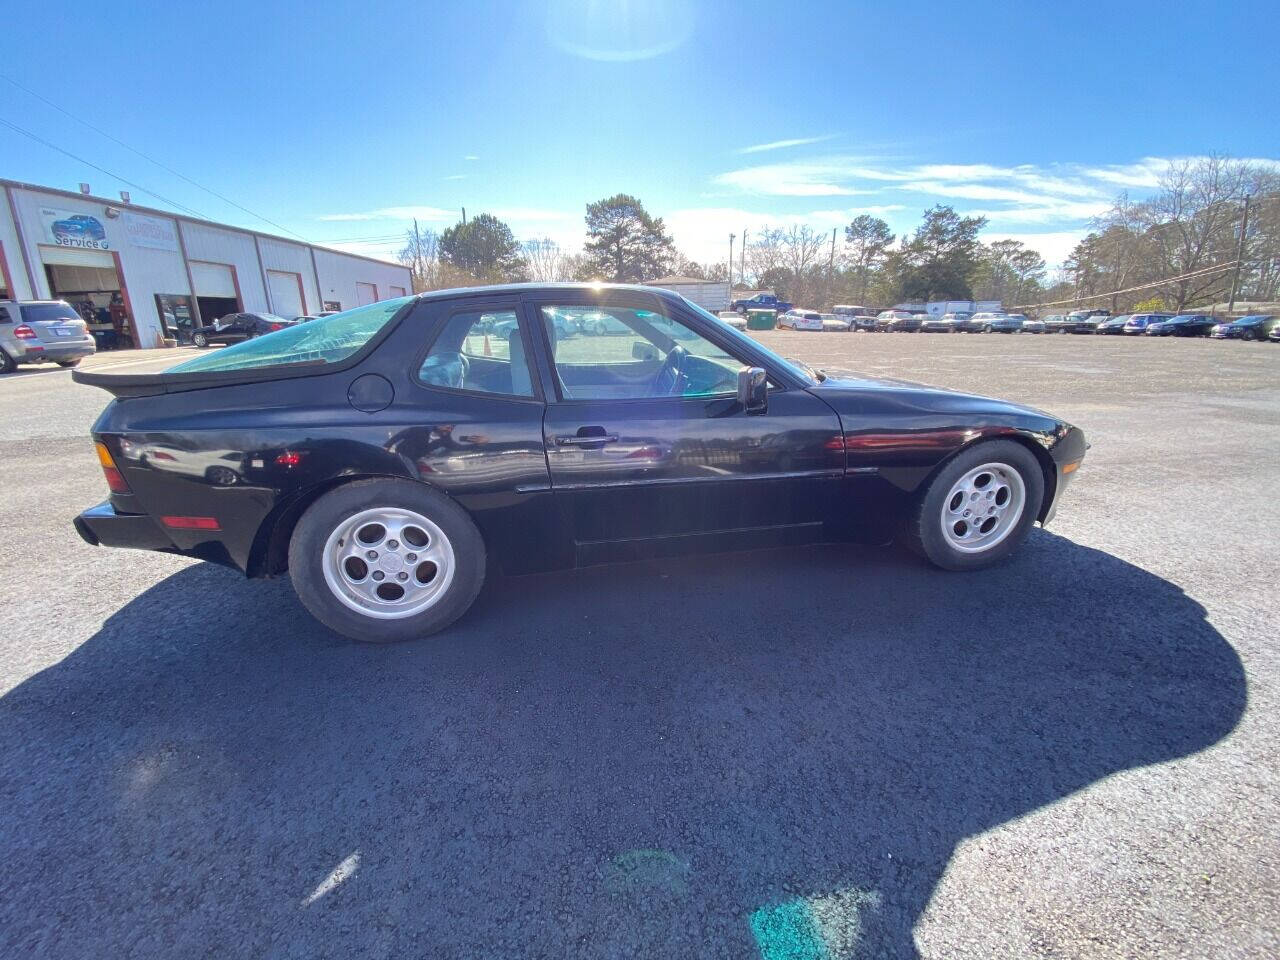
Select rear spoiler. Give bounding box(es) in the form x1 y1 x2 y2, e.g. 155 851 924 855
72 357 328 398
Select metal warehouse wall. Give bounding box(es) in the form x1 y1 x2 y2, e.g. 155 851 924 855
179 221 270 314
311 247 411 312
3 186 188 347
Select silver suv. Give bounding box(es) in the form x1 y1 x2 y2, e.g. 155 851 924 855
0 300 97 373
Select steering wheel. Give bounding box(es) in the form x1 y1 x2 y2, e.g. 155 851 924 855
653 345 688 396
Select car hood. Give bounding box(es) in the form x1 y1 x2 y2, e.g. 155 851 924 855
809 371 1062 427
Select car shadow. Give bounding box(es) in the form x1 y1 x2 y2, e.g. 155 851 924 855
0 532 1245 958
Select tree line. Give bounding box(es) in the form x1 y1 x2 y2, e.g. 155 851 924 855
399 155 1278 313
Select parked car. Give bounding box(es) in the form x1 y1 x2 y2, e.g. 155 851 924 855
731 292 792 315
957 312 1004 332
1270 324 1280 343
1067 309 1109 333
191 312 296 348
877 310 927 332
1210 315 1279 341
833 305 875 330
294 315 319 323
820 313 852 332
935 311 972 332
919 315 953 333
984 314 1026 333
1123 314 1173 335
719 312 748 330
1095 315 1131 335
0 299 97 373
72 284 1087 643
1042 315 1071 333
778 309 824 331
1021 317 1046 334
1146 314 1216 337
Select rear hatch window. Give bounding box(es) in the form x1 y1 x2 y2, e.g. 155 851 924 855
21 303 80 324
167 296 413 374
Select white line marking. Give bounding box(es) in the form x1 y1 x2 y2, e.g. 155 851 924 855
301 851 360 906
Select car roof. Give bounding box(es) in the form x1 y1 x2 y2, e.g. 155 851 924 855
413 282 685 303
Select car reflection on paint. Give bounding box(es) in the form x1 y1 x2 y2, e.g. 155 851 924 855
119 439 245 486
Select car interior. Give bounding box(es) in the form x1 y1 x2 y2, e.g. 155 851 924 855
418 306 741 400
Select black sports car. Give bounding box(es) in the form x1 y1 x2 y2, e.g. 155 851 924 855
73 284 1087 643
190 312 296 348
1146 314 1216 337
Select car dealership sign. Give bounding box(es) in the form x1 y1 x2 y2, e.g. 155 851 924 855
123 211 178 252
39 206 110 250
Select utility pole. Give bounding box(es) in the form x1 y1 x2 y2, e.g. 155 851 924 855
728 233 735 293
827 227 837 308
412 218 424 291
461 207 467 226
1228 194 1251 314
740 227 747 290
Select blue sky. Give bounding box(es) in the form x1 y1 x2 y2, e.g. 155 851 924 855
4 0 1276 268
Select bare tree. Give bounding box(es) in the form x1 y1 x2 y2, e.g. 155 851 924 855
522 238 580 282
1136 155 1254 310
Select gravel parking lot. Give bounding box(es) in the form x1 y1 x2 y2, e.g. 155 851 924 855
1 333 1277 958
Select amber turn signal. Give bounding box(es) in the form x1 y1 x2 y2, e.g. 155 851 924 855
95 441 132 494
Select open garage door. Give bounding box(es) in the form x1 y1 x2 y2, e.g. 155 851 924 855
189 261 241 330
267 270 305 319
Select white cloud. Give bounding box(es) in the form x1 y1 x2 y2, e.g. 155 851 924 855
738 135 839 154
983 230 1087 267
714 162 881 196
443 174 467 181
317 205 454 222
464 155 479 161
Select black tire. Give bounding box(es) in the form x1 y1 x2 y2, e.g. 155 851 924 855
56 358 82 368
900 439 1045 571
0 349 16 374
984 324 993 333
288 478 487 643
192 332 209 348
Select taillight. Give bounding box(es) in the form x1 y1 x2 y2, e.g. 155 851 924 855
13 324 37 339
95 441 131 494
274 450 303 467
269 323 282 331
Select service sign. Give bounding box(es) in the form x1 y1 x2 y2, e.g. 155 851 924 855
39 206 110 250
123 211 178 252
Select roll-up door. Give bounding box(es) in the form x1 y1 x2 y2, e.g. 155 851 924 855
267 270 305 318
356 282 377 305
190 261 237 298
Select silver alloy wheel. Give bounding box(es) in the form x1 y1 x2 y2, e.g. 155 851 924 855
940 462 1026 554
321 507 456 620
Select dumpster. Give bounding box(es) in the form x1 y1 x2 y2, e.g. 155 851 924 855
746 308 777 330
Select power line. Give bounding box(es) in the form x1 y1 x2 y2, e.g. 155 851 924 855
0 115 213 221
1 73 311 242
1014 260 1238 310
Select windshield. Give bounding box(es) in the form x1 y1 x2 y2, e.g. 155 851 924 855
167 296 414 374
20 303 80 324
683 299 818 384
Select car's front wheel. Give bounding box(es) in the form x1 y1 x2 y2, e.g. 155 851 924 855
901 440 1044 571
288 479 487 642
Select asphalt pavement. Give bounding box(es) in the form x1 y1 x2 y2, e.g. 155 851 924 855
1 333 1277 958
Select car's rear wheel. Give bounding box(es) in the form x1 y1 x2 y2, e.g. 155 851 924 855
192 332 208 348
0 350 16 374
901 440 1044 571
288 479 486 642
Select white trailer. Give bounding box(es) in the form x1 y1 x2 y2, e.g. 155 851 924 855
644 276 732 312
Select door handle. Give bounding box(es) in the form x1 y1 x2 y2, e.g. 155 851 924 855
556 434 619 446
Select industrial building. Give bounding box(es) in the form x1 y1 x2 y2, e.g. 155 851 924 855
0 178 411 349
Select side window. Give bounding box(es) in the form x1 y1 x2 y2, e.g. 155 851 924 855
418 308 534 397
0 307 11 323
540 304 742 401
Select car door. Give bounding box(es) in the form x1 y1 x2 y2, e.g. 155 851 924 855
527 290 845 565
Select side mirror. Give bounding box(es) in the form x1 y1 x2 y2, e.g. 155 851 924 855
632 342 659 362
737 366 767 413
